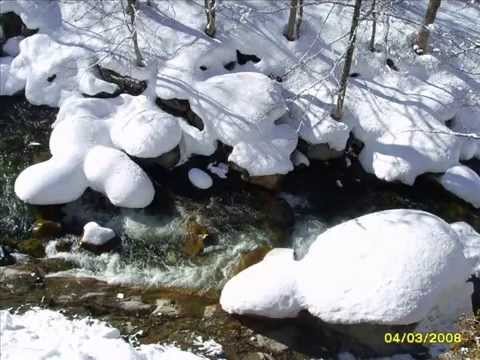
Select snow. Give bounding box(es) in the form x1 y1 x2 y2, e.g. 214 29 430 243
83 146 154 208
439 165 480 208
0 308 206 360
82 222 116 246
2 36 23 57
188 168 213 189
207 162 229 179
220 210 480 325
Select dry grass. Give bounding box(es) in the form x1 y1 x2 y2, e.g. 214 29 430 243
440 315 480 360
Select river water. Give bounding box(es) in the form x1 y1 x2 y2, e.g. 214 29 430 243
1 94 480 293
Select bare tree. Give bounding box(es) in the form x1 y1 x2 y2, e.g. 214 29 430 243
415 0 442 55
204 0 216 37
286 0 304 41
124 0 144 67
369 0 377 52
332 0 363 121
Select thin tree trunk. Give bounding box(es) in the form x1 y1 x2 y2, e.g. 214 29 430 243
296 0 304 39
286 0 300 41
415 0 441 55
127 0 144 67
204 0 216 38
369 0 377 52
332 0 363 121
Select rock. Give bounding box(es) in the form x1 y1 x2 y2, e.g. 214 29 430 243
241 353 275 360
255 334 289 353
152 299 180 317
306 143 344 161
152 146 180 169
117 299 154 314
183 220 209 257
232 246 272 275
80 222 118 254
17 238 45 258
245 174 284 191
55 239 73 253
0 245 15 266
97 66 147 96
31 219 62 240
203 304 219 319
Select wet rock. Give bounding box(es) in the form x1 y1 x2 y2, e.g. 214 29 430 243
152 299 180 317
241 353 275 360
255 334 289 353
152 146 180 169
0 245 15 266
31 219 62 240
232 246 272 275
183 219 209 257
246 174 284 191
306 143 344 161
55 239 73 253
203 304 220 319
17 238 45 258
117 298 154 315
97 66 147 96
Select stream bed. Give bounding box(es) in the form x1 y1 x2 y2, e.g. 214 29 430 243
1 95 479 359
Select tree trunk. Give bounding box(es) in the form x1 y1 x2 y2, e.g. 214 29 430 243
415 0 441 55
204 0 216 38
127 0 144 67
369 0 377 52
332 0 363 121
286 0 303 41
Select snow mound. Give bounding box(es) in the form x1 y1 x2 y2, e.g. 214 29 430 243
2 36 23 57
7 33 118 104
440 165 480 208
187 72 296 176
82 222 116 246
0 308 206 360
221 209 479 325
344 72 466 185
188 168 213 189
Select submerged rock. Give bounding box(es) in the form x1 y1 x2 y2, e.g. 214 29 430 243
0 245 15 266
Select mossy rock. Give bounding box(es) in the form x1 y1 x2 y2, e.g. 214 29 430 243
232 246 272 276
32 219 62 240
17 238 45 258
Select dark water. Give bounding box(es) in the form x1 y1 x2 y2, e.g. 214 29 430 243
1 94 480 291
0 96 56 241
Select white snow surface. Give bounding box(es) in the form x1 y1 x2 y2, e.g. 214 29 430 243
0 308 206 360
440 165 480 208
188 168 213 190
2 0 480 206
82 222 116 246
220 210 480 325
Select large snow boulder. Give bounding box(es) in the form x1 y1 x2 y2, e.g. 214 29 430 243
220 209 480 325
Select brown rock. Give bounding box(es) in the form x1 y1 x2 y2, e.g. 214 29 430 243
233 246 272 275
245 174 284 191
183 219 209 257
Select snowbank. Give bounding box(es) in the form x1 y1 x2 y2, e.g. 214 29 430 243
221 210 480 325
0 308 206 360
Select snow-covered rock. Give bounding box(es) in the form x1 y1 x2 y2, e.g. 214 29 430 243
439 165 480 208
188 168 213 189
84 146 154 208
0 308 206 360
81 222 116 246
2 35 23 57
221 209 480 325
